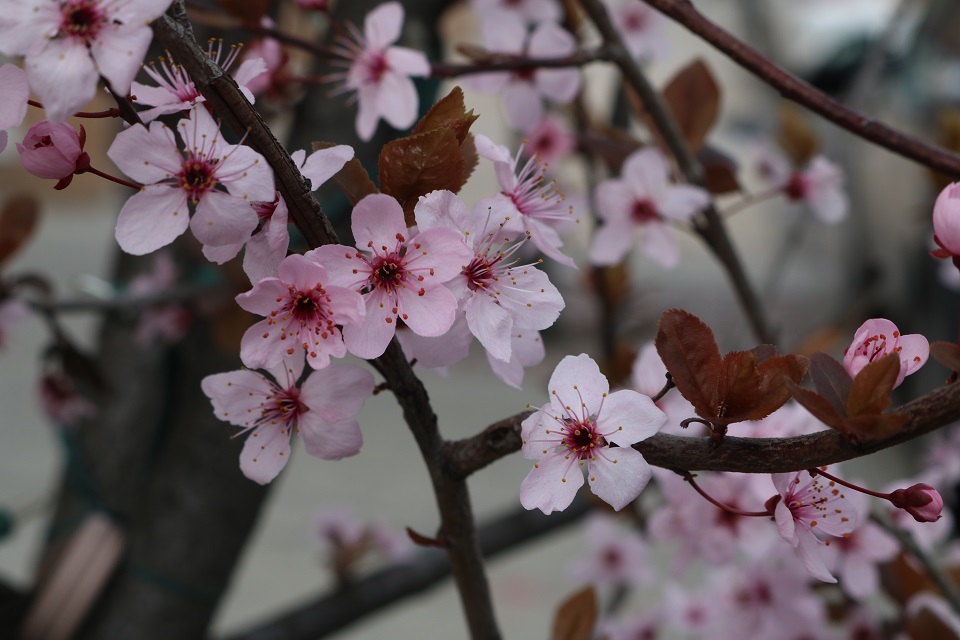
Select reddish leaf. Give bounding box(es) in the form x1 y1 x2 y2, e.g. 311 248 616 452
662 59 721 151
0 193 40 268
930 341 960 372
717 350 760 421
786 380 845 431
405 527 446 548
749 344 777 363
699 145 740 194
312 141 378 205
742 354 808 421
550 586 597 640
218 0 273 23
844 413 909 442
412 86 478 145
846 354 900 419
379 127 465 226
655 309 721 419
808 352 852 415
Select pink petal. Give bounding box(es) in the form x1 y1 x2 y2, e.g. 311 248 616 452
412 189 472 235
622 147 670 201
385 46 430 77
503 81 543 133
351 194 406 251
524 217 576 268
364 1 404 49
474 134 513 164
840 556 878 600
239 423 292 484
115 186 190 255
396 284 458 337
298 414 363 460
480 12 526 54
535 67 581 105
500 266 564 331
190 190 260 247
548 354 609 416
111 0 176 24
235 278 287 316
277 251 329 291
26 39 98 123
898 333 929 377
239 318 291 369
90 25 154 95
203 241 244 264
0 3 60 58
343 290 398 359
795 528 837 583
305 244 368 290
639 222 679 268
590 221 636 266
527 21 576 58
631 342 668 397
242 204 290 282
588 447 652 511
487 330 545 389
933 182 960 255
354 84 380 142
300 145 354 190
774 495 796 542
657 185 710 222
598 390 666 447
408 227 474 282
201 370 272 427
217 144 276 202
594 180 632 222
520 453 583 514
300 364 375 421
464 294 514 361
377 71 420 131
465 70 510 95
107 120 182 184
0 64 28 130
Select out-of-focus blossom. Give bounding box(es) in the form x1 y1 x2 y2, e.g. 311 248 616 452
590 147 709 268
328 2 430 141
596 611 662 640
569 514 653 588
605 0 666 62
521 116 575 166
0 0 174 123
127 252 192 346
756 145 848 224
17 121 87 188
38 371 97 428
0 63 29 154
470 0 560 26
485 329 545 389
842 318 928 389
312 507 413 578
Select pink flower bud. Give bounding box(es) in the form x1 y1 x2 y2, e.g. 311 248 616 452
888 483 944 523
16 121 87 185
933 182 960 258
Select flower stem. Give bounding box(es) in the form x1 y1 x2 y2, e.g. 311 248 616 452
27 99 122 119
81 166 141 191
808 467 889 499
682 471 772 517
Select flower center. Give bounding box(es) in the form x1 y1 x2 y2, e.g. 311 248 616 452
784 172 807 201
622 7 649 31
630 199 659 223
260 386 305 429
464 257 495 291
34 135 54 150
601 547 622 570
856 331 900 363
253 198 278 222
61 0 105 42
363 53 389 83
178 157 218 201
368 254 407 293
561 417 605 460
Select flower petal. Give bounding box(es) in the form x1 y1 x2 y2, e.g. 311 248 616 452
239 423 292 484
115 186 190 255
588 447 652 510
520 453 583 514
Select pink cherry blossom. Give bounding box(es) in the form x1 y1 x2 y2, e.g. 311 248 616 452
0 63 29 154
108 106 275 256
605 0 667 62
308 194 472 360
236 253 365 370
596 611 662 640
590 147 709 268
756 145 848 224
569 514 653 588
521 115 575 166
201 356 374 484
475 134 578 267
127 252 191 346
328 2 430 141
414 190 564 364
133 41 267 122
469 0 560 26
38 371 98 427
242 19 286 99
842 318 928 389
312 507 413 569
663 585 715 636
0 0 173 123
933 181 960 261
202 145 354 282
17 121 87 188
520 354 666 513
468 15 580 133
772 469 857 583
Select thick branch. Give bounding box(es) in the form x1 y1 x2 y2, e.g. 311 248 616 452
222 497 592 640
641 0 960 178
578 0 772 344
446 381 960 477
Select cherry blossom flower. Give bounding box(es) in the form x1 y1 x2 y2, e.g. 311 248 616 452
127 252 191 346
308 193 472 360
842 318 928 389
605 0 666 62
888 483 944 523
17 121 87 188
312 507 413 574
0 0 174 123
132 41 267 122
663 585 715 637
521 115 575 166
596 611 662 640
569 514 653 588
202 356 374 484
38 371 98 427
520 354 666 513
486 329 544 389
771 469 857 583
933 181 960 264
0 63 29 154
328 2 430 141
475 134 578 267
470 0 560 26
756 145 848 224
0 299 29 350
236 254 365 370
590 147 709 268
414 190 564 364
468 14 580 133
108 106 275 256
202 145 354 283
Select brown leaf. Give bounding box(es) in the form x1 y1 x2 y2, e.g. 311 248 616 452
718 351 807 423
405 527 446 548
550 586 597 640
662 59 721 151
699 145 740 194
743 353 808 420
777 103 819 166
843 413 908 441
312 141 378 205
786 380 845 431
930 341 960 372
218 0 273 23
808 352 852 415
846 354 900 418
655 309 721 419
379 127 465 226
0 193 40 268
716 350 760 421
412 86 478 145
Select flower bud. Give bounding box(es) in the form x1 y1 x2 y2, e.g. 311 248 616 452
933 182 960 257
888 483 944 523
16 121 87 187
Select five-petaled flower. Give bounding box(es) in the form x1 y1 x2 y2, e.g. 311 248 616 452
201 356 374 484
0 0 174 123
842 318 929 389
309 193 472 360
108 106 276 256
328 2 430 141
520 353 666 514
590 147 709 269
771 469 857 583
236 254 365 370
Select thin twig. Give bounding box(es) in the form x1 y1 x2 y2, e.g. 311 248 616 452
640 0 960 178
431 48 610 78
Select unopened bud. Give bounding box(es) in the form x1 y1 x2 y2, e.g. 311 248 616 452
888 483 943 523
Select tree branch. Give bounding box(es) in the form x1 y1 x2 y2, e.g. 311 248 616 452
578 0 773 344
641 0 960 178
446 380 960 477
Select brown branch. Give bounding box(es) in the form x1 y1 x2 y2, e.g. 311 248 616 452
641 0 960 178
578 0 773 344
446 380 960 478
152 4 501 638
431 48 610 78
